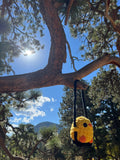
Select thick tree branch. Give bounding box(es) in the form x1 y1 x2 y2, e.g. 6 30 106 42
54 54 120 89
73 54 120 77
0 54 120 92
39 0 66 73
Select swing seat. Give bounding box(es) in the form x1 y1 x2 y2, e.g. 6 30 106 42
70 116 93 146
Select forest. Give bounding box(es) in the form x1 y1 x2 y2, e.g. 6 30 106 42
0 0 120 159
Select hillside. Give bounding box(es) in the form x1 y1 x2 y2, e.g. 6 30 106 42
34 121 60 133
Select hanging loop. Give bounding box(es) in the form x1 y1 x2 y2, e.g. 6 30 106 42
73 80 79 127
81 90 88 117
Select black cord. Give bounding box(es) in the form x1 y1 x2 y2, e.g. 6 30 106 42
81 90 88 117
73 80 79 127
74 80 88 128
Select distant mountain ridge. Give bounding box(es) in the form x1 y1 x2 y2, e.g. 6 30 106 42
34 121 60 133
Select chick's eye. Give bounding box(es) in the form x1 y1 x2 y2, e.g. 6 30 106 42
83 123 87 127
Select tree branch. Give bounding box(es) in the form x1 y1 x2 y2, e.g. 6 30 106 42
39 0 66 72
105 0 120 34
58 54 120 88
0 54 120 92
66 40 77 71
28 139 46 159
65 0 75 25
0 138 24 160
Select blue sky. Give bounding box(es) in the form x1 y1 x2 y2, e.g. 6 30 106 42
9 26 97 127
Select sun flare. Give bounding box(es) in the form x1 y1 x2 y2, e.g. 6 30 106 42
24 49 33 56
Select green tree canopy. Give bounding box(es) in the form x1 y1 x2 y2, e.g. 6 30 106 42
59 82 120 159
88 69 120 160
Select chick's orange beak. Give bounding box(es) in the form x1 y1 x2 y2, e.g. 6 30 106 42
88 123 92 127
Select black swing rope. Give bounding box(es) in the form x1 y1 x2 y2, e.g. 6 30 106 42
73 80 92 147
73 80 87 127
81 89 88 118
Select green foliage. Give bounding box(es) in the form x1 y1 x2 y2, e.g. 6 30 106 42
88 69 120 160
89 69 120 106
38 126 65 160
0 0 45 75
9 123 38 158
0 41 20 75
67 0 119 60
0 89 42 158
0 18 10 34
39 126 57 140
46 135 61 149
59 87 74 126
0 89 41 111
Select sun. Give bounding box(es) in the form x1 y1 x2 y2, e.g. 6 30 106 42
24 49 33 56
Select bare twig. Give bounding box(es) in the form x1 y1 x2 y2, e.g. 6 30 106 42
66 40 77 71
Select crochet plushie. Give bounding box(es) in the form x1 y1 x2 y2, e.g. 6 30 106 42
70 116 93 144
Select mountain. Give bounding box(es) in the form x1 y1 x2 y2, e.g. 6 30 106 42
34 121 60 133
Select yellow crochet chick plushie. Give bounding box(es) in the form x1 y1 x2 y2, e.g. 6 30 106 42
70 116 93 144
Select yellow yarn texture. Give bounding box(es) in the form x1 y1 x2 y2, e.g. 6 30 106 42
70 116 93 143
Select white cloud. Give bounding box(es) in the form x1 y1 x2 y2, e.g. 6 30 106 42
11 117 22 123
7 124 19 136
15 106 45 117
50 108 54 112
11 96 56 124
14 96 50 118
15 106 46 123
12 124 19 128
26 96 51 108
21 109 46 123
22 117 31 123
51 98 56 102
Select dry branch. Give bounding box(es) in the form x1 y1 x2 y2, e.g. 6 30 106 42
66 40 77 71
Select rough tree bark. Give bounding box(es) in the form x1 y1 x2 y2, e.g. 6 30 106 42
0 0 120 94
